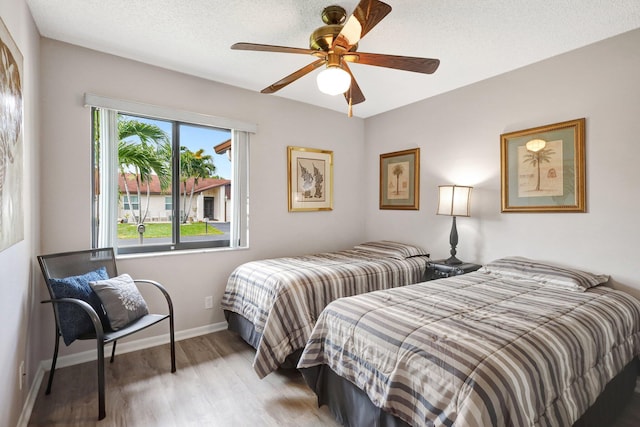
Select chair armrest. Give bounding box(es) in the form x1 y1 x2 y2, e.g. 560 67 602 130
132 279 174 317
41 298 105 341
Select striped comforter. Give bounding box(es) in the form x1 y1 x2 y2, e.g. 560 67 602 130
221 249 429 378
298 271 640 427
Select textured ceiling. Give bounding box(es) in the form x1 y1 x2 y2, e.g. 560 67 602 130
26 0 640 118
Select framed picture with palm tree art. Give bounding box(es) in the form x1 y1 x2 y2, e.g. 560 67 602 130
379 148 420 210
500 118 585 212
288 146 333 212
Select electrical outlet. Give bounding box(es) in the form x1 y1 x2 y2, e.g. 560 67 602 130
204 296 213 309
19 361 25 391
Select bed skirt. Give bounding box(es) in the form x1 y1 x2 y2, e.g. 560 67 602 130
300 357 639 427
225 310 262 349
224 310 302 369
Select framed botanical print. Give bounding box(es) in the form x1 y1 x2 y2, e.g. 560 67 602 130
379 148 420 210
288 146 333 212
500 118 585 212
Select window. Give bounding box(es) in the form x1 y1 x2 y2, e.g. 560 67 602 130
123 195 139 211
88 94 254 254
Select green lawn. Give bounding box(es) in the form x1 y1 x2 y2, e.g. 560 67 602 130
117 222 223 239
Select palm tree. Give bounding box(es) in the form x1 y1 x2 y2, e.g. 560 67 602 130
392 164 404 195
180 147 216 223
522 147 555 191
117 119 171 223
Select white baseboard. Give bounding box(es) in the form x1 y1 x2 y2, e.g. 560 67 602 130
17 321 227 427
43 321 227 370
16 364 45 427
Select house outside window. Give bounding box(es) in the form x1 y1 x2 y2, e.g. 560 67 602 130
88 94 253 254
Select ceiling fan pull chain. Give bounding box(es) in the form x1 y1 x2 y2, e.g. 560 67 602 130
348 94 353 117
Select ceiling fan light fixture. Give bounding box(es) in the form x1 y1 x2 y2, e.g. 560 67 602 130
316 66 351 96
233 0 438 112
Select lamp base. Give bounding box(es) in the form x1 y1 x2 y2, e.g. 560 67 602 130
446 216 462 265
444 255 462 265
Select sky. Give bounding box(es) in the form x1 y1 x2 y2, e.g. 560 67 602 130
179 123 231 179
123 114 232 179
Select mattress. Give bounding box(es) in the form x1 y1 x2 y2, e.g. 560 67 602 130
298 266 640 426
221 241 430 378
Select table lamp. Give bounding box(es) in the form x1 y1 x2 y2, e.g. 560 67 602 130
437 185 472 265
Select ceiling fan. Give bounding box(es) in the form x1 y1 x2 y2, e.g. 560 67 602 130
231 0 440 116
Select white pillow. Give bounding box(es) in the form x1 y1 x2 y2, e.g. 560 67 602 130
353 240 429 260
90 274 149 330
483 256 609 291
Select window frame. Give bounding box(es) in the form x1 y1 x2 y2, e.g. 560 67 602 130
87 94 254 255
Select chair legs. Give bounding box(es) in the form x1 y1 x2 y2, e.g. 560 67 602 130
97 341 106 420
170 315 176 373
110 341 117 363
46 331 106 420
45 330 61 395
47 324 173 421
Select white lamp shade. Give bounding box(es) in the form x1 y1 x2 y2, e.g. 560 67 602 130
316 66 351 96
437 185 472 217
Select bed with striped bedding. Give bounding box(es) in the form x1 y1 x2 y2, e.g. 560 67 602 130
298 259 640 426
221 241 429 378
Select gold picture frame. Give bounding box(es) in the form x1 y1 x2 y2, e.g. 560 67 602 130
500 118 586 213
288 146 333 212
379 148 420 210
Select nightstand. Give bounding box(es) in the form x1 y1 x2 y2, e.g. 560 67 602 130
424 259 482 281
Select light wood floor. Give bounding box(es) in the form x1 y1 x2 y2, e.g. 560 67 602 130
28 330 640 426
28 330 338 426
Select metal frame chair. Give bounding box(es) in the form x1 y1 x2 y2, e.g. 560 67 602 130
37 247 176 420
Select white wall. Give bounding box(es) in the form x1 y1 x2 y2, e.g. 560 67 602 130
0 2 40 426
364 28 640 299
37 39 366 360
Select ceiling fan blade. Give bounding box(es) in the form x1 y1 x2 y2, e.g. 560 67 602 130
346 52 440 74
342 63 365 105
231 42 319 56
333 0 392 51
260 59 326 94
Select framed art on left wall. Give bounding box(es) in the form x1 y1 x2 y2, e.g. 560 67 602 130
0 17 24 252
288 146 333 212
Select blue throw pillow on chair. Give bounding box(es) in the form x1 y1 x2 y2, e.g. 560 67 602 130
49 267 110 345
